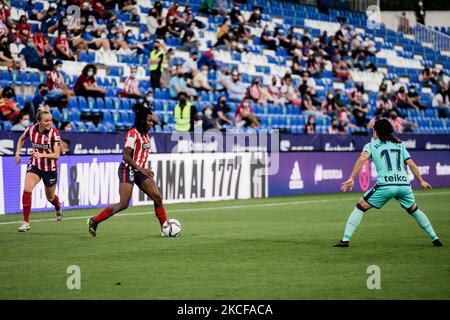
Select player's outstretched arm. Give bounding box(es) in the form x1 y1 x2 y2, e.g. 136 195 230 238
341 151 370 192
406 159 432 190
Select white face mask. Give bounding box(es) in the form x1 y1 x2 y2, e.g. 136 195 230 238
204 109 213 117
60 34 67 39
130 72 137 78
87 71 94 77
21 120 30 127
243 102 249 107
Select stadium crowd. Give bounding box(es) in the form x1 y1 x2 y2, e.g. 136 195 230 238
0 0 449 134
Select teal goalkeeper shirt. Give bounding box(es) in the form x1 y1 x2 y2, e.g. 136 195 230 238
363 139 411 186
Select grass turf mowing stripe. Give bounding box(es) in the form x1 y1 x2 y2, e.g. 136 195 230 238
1 190 448 226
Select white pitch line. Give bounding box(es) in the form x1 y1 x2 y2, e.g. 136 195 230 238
0 191 449 226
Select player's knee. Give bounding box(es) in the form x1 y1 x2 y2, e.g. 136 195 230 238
152 193 163 206
46 195 54 202
406 204 418 214
357 199 370 212
118 201 129 211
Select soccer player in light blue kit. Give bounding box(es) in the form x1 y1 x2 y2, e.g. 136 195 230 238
335 119 442 247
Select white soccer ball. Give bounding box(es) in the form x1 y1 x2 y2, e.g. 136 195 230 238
162 219 182 237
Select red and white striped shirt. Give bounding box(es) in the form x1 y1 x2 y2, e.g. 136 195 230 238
24 124 61 172
124 128 151 169
46 70 64 91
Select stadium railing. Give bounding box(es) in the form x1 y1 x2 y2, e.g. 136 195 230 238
397 14 450 54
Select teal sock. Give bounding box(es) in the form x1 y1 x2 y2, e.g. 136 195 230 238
342 207 365 241
412 209 438 241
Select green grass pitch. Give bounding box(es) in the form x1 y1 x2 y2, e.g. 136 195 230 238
0 189 449 300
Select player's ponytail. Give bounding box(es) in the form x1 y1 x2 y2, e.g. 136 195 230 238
132 102 152 133
374 119 402 144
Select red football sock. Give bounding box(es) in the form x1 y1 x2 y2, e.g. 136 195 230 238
154 206 167 226
50 195 61 210
22 191 32 223
93 206 113 223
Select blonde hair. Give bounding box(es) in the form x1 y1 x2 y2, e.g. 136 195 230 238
36 110 51 122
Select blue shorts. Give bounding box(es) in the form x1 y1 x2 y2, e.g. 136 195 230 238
118 163 148 185
363 185 416 210
47 89 64 99
27 165 57 187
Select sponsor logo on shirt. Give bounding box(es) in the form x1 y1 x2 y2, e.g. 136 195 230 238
383 174 408 183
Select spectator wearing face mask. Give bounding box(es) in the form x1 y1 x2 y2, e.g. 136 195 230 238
32 84 49 115
213 95 234 127
224 70 247 102
33 29 56 60
169 64 197 100
304 115 316 134
327 118 346 134
20 37 53 71
11 113 31 131
193 65 213 92
173 91 201 132
46 60 75 102
389 110 417 133
235 97 260 129
148 40 165 89
181 21 200 50
432 87 450 118
41 4 59 34
0 86 20 121
83 24 110 51
248 7 262 26
215 67 229 93
16 15 31 44
247 77 269 106
60 121 72 132
121 66 144 99
268 76 285 106
376 94 396 117
74 64 106 98
350 92 369 127
202 106 221 131
54 29 76 61
26 0 45 21
415 0 426 25
182 51 199 79
229 3 245 25
407 85 426 110
393 86 417 110
321 92 338 117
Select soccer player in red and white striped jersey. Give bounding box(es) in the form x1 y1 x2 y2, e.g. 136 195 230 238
88 103 169 237
14 110 63 232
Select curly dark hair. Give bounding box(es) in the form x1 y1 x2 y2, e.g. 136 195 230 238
81 64 97 77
